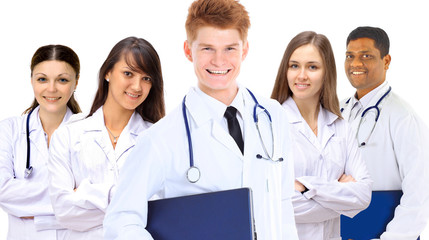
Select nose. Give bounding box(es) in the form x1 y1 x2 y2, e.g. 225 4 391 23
47 80 57 92
130 76 142 92
297 68 308 81
211 51 226 66
350 57 364 67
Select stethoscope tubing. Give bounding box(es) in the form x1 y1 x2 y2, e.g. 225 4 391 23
182 89 281 183
25 107 35 178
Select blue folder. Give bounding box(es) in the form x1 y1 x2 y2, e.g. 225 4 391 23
341 190 403 240
146 188 256 240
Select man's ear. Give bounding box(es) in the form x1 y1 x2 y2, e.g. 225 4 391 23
383 54 391 70
242 40 249 61
184 40 193 62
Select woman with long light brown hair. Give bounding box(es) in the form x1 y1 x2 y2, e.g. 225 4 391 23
272 31 372 240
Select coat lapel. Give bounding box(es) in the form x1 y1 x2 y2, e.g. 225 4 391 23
185 88 244 158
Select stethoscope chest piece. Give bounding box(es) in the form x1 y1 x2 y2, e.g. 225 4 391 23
24 166 33 178
187 166 200 183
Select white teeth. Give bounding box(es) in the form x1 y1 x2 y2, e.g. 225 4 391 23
208 69 228 74
352 71 365 75
45 97 60 100
296 84 308 87
126 92 139 98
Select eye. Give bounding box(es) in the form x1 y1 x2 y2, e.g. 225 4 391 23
289 64 298 69
362 54 372 59
124 71 132 77
309 65 318 70
226 47 235 51
345 55 353 60
58 78 70 83
37 77 47 82
142 76 152 82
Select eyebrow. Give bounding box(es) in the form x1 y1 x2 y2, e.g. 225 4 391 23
346 50 371 54
33 72 72 77
289 60 321 64
198 43 240 48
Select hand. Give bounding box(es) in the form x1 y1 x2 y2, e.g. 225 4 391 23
294 180 306 192
338 174 356 183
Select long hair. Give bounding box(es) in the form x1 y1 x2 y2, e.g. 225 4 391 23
24 44 81 114
88 36 165 123
271 31 341 118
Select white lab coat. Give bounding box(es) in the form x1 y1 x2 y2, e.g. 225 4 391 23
341 82 429 240
0 106 74 240
48 106 152 240
103 86 299 240
282 98 372 240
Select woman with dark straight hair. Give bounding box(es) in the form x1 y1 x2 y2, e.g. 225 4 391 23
48 36 165 239
271 31 372 240
0 44 81 240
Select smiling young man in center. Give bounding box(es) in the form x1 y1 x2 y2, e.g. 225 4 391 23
103 0 299 239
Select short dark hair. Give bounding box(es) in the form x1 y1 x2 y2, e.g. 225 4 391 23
88 36 165 123
346 26 390 58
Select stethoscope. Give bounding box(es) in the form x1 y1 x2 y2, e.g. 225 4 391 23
341 86 392 147
24 107 36 178
182 89 283 183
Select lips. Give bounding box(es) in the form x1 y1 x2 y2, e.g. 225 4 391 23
125 92 140 98
206 69 230 75
349 69 367 75
295 83 310 87
44 96 61 101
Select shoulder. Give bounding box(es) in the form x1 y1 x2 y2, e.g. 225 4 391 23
140 105 183 138
0 115 25 140
340 96 353 110
0 115 25 129
385 92 416 116
54 114 95 141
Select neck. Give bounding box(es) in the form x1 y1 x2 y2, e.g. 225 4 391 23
292 96 320 131
102 103 133 132
356 80 386 100
38 107 67 146
198 83 239 106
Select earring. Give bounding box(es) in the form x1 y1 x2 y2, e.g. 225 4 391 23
106 78 110 82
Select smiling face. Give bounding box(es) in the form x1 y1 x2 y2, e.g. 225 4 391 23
287 44 324 105
184 26 248 104
104 54 152 113
345 38 391 99
31 60 78 115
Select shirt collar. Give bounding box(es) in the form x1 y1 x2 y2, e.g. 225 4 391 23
353 81 388 108
29 106 74 132
194 85 246 121
85 106 148 135
283 97 338 126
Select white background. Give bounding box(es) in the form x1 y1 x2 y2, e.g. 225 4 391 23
0 0 428 238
